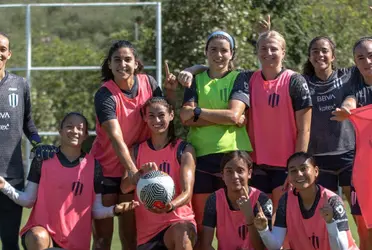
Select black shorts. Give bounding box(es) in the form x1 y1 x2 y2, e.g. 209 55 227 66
193 153 225 194
250 164 287 194
102 176 122 195
137 226 170 250
314 150 354 192
350 185 362 216
21 230 61 250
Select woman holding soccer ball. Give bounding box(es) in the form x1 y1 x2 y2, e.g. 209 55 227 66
91 40 178 249
121 96 197 250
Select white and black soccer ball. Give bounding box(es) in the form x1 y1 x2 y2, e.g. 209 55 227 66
136 170 175 210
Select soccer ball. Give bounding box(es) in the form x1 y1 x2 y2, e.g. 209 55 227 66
136 170 175 210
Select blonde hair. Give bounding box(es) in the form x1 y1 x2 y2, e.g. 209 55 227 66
256 30 286 51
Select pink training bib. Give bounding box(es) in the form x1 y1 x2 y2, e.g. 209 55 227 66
215 187 260 250
135 139 196 245
91 74 152 177
248 70 297 167
286 186 358 250
20 154 95 250
349 105 372 229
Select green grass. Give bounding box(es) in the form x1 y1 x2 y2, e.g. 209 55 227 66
0 201 358 249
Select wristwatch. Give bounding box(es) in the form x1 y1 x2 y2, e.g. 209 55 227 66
113 204 121 216
166 203 175 213
193 107 202 122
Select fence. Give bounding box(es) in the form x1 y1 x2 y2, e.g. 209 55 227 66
0 2 162 173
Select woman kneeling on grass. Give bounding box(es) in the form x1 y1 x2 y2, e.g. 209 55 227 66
251 152 358 250
0 112 141 250
198 150 273 250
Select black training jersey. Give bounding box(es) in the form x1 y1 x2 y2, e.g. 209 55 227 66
346 67 372 107
275 186 349 232
202 187 273 229
305 68 356 155
27 151 104 194
0 71 39 179
95 74 162 125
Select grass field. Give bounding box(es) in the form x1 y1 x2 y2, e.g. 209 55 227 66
0 201 358 249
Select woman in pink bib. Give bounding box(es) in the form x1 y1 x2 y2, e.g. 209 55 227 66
198 150 272 250
121 97 197 250
90 40 177 249
0 112 140 250
331 36 372 250
180 31 312 220
253 152 358 250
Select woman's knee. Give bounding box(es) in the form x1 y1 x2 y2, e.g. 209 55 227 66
164 222 197 248
25 227 52 248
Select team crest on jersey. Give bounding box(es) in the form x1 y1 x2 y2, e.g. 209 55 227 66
309 233 320 249
72 179 84 196
335 204 345 216
8 93 18 107
238 224 248 240
268 93 280 107
159 161 171 174
220 88 228 102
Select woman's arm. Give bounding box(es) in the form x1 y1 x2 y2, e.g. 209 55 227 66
101 119 137 174
295 107 312 152
181 100 246 126
92 193 139 219
258 226 287 250
0 178 38 208
169 144 196 209
180 102 216 127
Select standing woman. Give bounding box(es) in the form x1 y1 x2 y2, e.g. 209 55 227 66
259 16 356 209
303 36 356 205
332 36 372 250
241 31 312 218
91 40 177 250
180 31 252 235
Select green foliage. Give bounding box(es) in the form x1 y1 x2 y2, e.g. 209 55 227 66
1 0 372 143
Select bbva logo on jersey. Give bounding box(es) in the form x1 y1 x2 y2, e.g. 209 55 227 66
8 93 19 108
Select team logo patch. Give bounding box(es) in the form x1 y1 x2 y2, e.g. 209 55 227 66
159 161 171 174
266 203 273 214
220 88 228 102
72 180 84 196
335 204 345 216
238 224 248 240
8 93 18 107
268 93 280 107
309 233 320 249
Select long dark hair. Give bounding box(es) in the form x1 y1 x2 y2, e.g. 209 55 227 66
353 36 372 55
60 112 89 135
220 150 253 172
303 36 336 76
205 31 236 71
101 40 144 82
142 97 177 146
